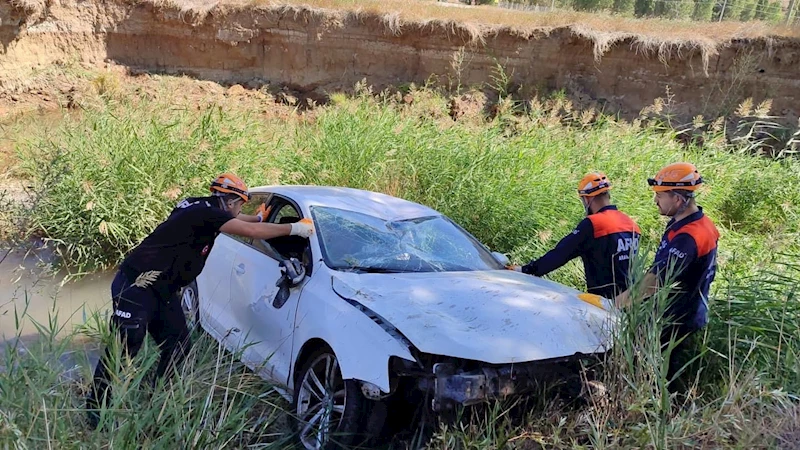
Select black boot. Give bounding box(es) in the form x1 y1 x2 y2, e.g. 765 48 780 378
85 391 101 430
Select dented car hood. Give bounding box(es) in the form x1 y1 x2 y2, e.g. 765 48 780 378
331 270 614 364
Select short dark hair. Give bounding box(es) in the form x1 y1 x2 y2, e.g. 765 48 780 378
591 191 610 201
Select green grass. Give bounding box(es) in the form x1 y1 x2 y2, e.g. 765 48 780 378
0 304 290 449
2 83 800 448
1 260 797 448
9 102 292 274
11 89 800 280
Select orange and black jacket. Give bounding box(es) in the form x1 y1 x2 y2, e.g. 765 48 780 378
521 205 641 299
651 207 720 333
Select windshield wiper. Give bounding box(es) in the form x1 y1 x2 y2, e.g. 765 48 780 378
341 266 411 274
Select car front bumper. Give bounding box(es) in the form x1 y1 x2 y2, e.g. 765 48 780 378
426 355 601 412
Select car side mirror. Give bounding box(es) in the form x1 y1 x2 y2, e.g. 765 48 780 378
279 258 307 286
273 258 307 309
491 251 509 267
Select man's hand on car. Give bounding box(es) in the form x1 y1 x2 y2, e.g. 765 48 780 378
290 218 315 238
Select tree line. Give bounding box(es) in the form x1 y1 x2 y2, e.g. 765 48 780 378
478 0 798 22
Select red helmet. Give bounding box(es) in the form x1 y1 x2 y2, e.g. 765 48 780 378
210 173 250 202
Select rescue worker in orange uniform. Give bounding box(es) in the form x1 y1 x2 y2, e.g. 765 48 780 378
86 173 314 429
616 162 720 392
513 172 641 300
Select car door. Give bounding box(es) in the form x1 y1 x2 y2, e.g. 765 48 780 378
228 194 311 388
197 232 239 343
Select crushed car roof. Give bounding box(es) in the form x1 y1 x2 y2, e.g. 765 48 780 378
251 185 439 220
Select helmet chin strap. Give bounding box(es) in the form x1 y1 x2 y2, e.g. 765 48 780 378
216 195 231 212
673 192 692 216
584 197 595 216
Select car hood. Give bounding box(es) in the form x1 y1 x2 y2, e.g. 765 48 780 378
330 270 615 364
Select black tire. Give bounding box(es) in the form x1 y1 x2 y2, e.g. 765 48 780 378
179 280 201 332
290 347 374 450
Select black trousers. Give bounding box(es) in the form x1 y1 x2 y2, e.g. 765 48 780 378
661 326 700 395
86 269 190 418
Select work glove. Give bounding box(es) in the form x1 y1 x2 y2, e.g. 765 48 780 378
279 258 306 286
256 203 271 223
290 218 315 238
577 293 615 311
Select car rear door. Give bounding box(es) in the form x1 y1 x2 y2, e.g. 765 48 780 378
227 193 312 388
197 232 239 341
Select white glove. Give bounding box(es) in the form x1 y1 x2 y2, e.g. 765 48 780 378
290 219 314 238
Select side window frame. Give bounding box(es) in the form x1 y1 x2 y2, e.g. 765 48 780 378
221 192 272 248
265 196 302 224
221 192 313 271
255 195 314 272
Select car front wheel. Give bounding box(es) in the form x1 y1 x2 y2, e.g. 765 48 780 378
291 349 374 449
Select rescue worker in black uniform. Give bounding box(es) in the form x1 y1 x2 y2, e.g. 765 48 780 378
511 172 641 300
615 162 719 393
86 173 314 428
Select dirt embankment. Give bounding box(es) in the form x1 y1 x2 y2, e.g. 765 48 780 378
1 0 799 122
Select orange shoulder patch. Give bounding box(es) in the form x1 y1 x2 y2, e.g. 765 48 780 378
588 210 641 239
671 216 720 257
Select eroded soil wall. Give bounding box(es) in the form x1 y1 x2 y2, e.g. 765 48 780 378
2 0 799 121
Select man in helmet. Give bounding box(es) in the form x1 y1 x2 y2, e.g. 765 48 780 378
615 162 720 392
86 173 314 428
512 172 641 300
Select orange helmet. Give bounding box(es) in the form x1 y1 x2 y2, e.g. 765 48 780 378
210 173 250 202
577 172 611 197
648 163 703 193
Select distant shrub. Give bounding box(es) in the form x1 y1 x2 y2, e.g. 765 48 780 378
693 0 716 20
654 0 694 19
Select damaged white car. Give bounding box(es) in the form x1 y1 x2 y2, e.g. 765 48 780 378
184 186 614 449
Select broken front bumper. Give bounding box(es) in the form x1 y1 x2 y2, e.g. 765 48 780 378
428 356 598 412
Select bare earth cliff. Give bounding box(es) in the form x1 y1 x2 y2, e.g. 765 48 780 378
1 0 799 122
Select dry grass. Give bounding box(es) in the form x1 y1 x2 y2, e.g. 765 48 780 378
142 0 800 72
8 0 48 22
160 0 800 43
9 0 46 12
7 0 798 70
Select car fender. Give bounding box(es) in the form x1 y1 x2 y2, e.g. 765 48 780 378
291 268 417 393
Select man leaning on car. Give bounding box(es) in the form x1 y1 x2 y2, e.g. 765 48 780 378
85 173 314 429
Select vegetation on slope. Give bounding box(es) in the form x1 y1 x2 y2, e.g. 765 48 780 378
1 75 799 448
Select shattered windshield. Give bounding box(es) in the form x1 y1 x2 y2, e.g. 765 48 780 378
312 207 503 273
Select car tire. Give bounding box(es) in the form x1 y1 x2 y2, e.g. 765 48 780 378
179 280 201 332
291 348 374 449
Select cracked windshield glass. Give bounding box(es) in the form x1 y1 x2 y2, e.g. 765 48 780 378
312 207 502 273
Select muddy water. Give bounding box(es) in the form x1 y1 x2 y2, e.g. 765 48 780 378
0 248 113 342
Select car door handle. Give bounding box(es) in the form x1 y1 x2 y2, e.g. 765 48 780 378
235 263 246 275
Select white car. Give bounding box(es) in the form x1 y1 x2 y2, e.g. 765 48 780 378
183 186 614 449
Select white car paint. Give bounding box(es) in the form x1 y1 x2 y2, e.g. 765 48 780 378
228 239 301 385
196 235 237 339
290 262 417 392
330 270 612 364
268 186 439 222
197 185 614 399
